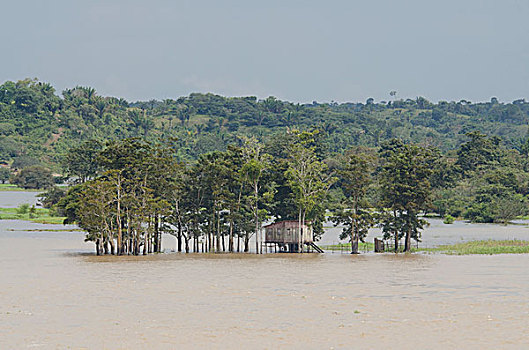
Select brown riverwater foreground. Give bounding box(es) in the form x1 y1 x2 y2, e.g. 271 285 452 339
1 224 529 349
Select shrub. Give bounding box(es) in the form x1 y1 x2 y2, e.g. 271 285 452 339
443 214 455 224
17 203 30 214
11 165 54 189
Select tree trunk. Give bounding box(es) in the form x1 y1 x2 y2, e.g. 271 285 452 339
254 183 259 254
208 219 213 252
404 211 412 252
177 221 183 252
116 175 122 255
351 203 359 254
109 238 115 255
394 210 399 253
184 234 190 253
255 219 260 254
95 238 101 256
229 216 234 253
143 231 148 255
216 208 221 253
244 232 249 252
103 239 109 255
154 215 160 253
298 208 303 254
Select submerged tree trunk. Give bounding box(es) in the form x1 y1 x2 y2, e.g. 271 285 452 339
244 232 249 253
177 221 183 252
109 238 116 255
116 174 123 255
103 239 109 255
184 233 190 253
154 215 160 253
254 183 260 254
95 238 101 256
351 200 359 254
216 208 221 253
394 210 399 253
229 216 234 253
208 219 213 252
404 211 412 252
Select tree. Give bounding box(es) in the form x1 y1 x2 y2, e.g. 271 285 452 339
62 139 102 183
11 156 40 170
378 139 434 252
0 167 10 184
456 132 501 175
332 148 375 254
12 165 54 189
286 130 336 252
241 137 274 254
38 186 66 209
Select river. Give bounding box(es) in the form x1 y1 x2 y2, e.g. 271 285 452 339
1 191 529 348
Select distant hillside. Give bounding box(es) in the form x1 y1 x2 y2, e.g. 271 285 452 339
1 78 528 171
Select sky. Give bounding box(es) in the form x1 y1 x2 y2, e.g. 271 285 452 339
1 0 528 103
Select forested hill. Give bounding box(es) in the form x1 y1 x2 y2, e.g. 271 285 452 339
1 78 529 171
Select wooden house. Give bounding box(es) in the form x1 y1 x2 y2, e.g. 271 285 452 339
263 220 322 253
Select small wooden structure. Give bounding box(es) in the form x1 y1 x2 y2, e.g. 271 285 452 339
264 220 322 253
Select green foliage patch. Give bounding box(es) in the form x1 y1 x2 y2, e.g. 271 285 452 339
0 206 65 224
418 240 529 255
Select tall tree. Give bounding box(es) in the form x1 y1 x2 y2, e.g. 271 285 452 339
332 148 375 254
241 137 273 254
378 139 434 252
286 130 336 252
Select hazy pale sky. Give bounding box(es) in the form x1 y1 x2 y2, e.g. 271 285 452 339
1 0 528 103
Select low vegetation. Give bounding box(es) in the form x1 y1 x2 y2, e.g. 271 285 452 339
321 242 374 252
0 206 65 224
0 184 40 191
418 240 529 255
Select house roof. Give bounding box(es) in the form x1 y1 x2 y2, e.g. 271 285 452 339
263 220 311 229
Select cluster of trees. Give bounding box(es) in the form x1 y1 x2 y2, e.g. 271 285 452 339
53 132 338 255
431 132 529 223
43 128 458 255
4 78 529 254
37 128 529 255
2 79 529 173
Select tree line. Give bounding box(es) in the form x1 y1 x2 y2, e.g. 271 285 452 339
38 128 529 256
2 78 529 173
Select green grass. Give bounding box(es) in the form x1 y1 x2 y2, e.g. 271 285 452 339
321 240 529 255
321 242 374 252
0 184 41 192
415 240 529 255
0 207 66 224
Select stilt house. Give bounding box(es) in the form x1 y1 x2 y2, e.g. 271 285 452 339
264 220 322 253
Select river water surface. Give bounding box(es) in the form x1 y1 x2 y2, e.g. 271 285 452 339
1 192 529 349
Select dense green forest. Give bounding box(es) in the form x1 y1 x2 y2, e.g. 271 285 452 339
2 78 529 170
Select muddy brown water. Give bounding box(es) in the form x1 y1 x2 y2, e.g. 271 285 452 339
2 192 529 348
1 224 529 349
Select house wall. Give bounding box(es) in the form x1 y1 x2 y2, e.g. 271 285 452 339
264 221 313 244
